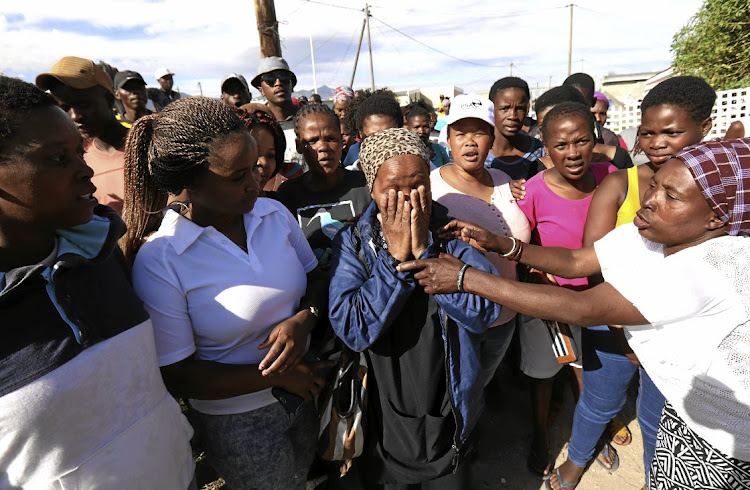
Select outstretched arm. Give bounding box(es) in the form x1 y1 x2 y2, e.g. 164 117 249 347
439 219 601 279
398 254 647 327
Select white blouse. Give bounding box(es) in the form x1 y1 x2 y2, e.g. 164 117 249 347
595 223 750 460
132 198 317 415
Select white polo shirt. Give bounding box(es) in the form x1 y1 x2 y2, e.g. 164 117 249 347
132 198 317 415
595 223 750 460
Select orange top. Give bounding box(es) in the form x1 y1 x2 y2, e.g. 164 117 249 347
84 142 125 215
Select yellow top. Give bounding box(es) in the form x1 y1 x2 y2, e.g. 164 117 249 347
615 166 641 227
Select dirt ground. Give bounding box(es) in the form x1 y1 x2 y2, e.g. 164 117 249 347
467 363 646 490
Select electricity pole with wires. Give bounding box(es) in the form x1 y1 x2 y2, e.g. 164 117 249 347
254 0 282 57
567 3 574 76
350 3 375 90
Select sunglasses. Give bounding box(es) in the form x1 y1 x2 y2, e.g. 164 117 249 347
261 72 293 86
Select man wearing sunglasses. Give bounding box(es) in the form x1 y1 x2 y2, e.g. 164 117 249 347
252 57 305 182
251 57 299 123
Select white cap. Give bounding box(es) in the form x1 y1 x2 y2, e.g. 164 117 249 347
154 67 175 80
444 94 495 127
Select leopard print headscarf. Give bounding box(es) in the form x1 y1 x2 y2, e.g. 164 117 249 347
358 127 431 191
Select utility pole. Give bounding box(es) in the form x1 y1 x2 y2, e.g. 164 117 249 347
579 58 585 72
567 3 574 77
509 62 515 76
350 18 366 87
548 75 552 90
254 0 282 58
309 34 318 94
365 3 375 90
197 81 203 96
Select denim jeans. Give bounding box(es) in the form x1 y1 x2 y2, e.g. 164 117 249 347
194 401 318 489
567 328 665 479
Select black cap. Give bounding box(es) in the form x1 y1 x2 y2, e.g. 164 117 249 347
114 70 146 90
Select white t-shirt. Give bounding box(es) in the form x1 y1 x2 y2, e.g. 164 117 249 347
430 166 531 325
132 198 317 415
0 321 195 488
595 223 750 460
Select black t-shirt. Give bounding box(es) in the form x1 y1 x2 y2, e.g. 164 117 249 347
277 170 371 268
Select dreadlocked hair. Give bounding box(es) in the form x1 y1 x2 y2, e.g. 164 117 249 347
236 107 286 176
293 102 340 137
540 101 595 144
121 96 246 265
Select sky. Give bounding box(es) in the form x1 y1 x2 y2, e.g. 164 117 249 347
0 0 704 98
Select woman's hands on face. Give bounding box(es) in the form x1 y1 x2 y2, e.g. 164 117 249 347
258 315 312 376
438 219 504 254
397 253 466 294
378 189 413 262
410 185 431 259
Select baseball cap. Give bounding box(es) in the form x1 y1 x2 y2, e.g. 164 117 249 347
154 67 175 80
221 73 250 94
251 57 297 88
444 94 495 127
36 56 113 93
114 70 147 90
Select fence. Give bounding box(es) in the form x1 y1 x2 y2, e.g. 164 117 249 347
604 86 750 138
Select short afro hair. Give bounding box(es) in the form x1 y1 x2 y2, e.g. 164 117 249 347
563 73 595 94
540 101 595 144
641 76 716 123
343 88 397 134
354 92 403 134
489 77 531 103
534 86 587 115
0 76 58 155
404 100 433 122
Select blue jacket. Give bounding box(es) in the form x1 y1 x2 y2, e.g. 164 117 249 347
328 201 501 464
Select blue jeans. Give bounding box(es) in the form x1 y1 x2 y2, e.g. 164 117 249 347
567 328 665 479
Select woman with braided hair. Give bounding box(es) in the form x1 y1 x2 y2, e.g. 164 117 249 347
236 103 286 197
122 96 330 489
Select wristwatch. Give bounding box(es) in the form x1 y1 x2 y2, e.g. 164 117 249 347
308 306 321 319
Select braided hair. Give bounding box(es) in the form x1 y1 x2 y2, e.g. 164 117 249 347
293 102 340 137
236 107 286 176
121 96 246 264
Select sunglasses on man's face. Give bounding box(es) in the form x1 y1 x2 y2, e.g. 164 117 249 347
261 72 293 86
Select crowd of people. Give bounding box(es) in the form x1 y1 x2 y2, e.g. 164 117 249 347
0 50 748 490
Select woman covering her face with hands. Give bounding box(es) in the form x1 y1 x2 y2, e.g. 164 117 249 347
400 138 750 490
328 128 501 488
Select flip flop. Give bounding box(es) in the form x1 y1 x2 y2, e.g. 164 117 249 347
608 418 633 446
527 447 552 478
544 467 581 489
595 443 620 473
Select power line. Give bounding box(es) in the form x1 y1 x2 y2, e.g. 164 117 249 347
291 30 340 67
326 28 359 85
300 0 363 12
371 15 507 68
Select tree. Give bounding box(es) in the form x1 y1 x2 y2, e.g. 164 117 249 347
671 0 750 90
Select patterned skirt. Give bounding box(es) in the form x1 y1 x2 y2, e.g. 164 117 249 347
649 402 750 489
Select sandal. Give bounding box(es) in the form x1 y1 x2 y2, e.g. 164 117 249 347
608 418 632 446
527 447 552 477
544 467 581 489
595 443 620 473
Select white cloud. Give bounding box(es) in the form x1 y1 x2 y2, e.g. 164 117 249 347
2 0 703 97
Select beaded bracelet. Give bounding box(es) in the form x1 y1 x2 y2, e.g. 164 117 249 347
457 263 471 293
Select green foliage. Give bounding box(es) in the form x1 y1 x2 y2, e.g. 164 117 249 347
671 0 750 90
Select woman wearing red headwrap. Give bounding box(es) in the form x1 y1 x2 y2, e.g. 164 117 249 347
400 138 750 490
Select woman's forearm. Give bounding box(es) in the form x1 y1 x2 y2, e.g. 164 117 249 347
493 234 601 279
161 359 280 400
462 268 645 327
